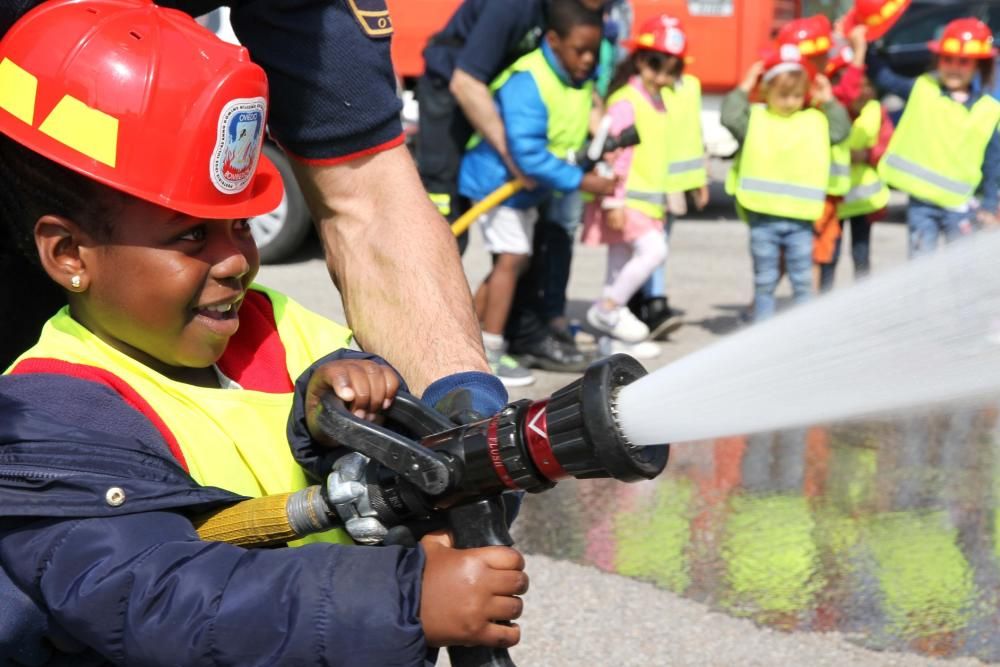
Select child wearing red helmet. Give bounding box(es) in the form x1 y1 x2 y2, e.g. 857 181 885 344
582 14 699 348
870 17 1000 256
818 44 895 291
0 1 525 663
722 44 851 321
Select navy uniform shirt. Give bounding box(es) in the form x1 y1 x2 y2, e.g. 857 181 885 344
422 0 547 84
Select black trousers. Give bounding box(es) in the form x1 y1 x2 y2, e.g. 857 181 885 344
414 74 473 251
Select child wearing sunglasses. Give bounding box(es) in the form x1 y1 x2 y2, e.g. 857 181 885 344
582 15 700 347
869 17 1000 256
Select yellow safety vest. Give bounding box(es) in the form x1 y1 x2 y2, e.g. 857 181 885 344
726 105 831 221
838 100 891 218
471 48 593 159
828 138 852 196
608 83 671 218
9 285 354 547
662 74 708 192
879 74 1000 209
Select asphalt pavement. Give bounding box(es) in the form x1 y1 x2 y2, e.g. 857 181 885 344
258 195 986 665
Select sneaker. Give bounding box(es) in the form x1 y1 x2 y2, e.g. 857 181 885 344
642 297 684 340
486 347 536 387
587 304 649 343
598 336 662 360
550 322 597 352
510 334 591 373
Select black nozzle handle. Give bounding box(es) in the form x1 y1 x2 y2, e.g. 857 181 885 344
446 498 517 667
316 393 451 495
384 391 456 438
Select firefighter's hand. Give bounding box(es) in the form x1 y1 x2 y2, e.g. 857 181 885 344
419 530 529 648
811 74 833 106
307 359 400 428
581 172 617 196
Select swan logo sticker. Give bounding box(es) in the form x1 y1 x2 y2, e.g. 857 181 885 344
210 97 266 195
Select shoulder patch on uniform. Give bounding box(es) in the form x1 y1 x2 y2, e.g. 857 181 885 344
345 0 393 38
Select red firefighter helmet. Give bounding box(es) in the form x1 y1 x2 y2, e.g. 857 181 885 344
777 15 834 57
626 14 688 58
760 42 808 83
928 17 998 59
842 0 912 42
0 0 283 219
825 43 855 77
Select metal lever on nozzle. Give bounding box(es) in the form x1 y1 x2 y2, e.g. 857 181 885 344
315 393 451 495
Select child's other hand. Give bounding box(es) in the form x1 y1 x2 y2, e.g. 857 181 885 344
581 172 617 196
307 359 400 432
811 74 833 105
419 531 529 648
740 60 765 92
693 184 710 211
606 207 626 231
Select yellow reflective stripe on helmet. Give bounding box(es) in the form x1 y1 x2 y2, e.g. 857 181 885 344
38 95 119 167
0 58 37 125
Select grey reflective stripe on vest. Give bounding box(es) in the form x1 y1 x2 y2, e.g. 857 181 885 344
626 190 668 206
830 163 851 177
667 157 705 174
843 180 884 203
738 177 826 202
883 154 971 196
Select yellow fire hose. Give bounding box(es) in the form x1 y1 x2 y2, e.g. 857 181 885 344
450 179 524 237
194 490 315 547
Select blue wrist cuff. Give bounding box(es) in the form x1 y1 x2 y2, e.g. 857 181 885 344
422 371 509 417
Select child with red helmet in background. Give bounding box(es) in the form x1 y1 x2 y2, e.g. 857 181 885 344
818 43 895 291
870 16 1000 256
722 43 851 322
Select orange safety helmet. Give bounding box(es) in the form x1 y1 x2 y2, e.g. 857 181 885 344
0 0 283 219
928 17 998 59
842 0 911 42
626 14 688 58
777 15 834 57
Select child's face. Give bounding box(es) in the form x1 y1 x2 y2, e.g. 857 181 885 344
70 197 259 377
937 55 977 91
637 52 680 91
547 24 602 83
765 80 807 117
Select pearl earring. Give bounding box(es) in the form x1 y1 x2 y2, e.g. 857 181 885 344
70 275 82 290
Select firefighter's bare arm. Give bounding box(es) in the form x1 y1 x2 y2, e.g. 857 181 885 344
451 67 532 185
289 145 490 393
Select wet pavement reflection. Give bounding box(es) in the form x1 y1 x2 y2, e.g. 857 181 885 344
511 408 1000 662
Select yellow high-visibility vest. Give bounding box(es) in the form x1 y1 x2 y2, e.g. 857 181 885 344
9 286 354 547
828 138 852 196
470 48 593 159
879 74 1000 209
726 105 831 221
838 100 891 218
662 74 707 192
608 83 671 218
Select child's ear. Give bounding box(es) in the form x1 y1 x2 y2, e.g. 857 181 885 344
545 29 560 50
34 215 92 293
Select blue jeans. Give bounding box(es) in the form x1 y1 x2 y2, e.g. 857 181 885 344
748 215 814 322
640 213 674 299
907 197 972 258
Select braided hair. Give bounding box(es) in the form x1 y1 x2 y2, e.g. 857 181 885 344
0 134 121 367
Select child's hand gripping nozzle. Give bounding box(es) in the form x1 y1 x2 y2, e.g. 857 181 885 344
449 123 641 237
194 354 668 667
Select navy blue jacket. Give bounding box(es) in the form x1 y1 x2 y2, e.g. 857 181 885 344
0 356 428 666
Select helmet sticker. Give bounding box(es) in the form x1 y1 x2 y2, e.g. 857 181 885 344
666 27 686 54
211 97 265 195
